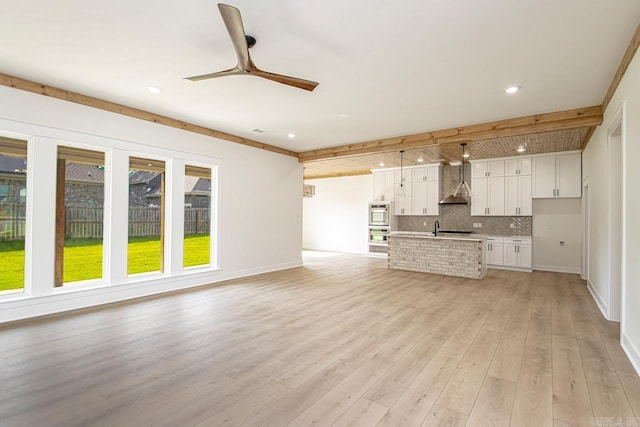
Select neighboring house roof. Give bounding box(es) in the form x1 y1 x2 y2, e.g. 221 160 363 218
184 176 211 195
0 156 27 174
129 171 157 185
65 163 104 183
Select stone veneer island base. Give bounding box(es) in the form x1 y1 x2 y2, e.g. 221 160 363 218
388 232 487 279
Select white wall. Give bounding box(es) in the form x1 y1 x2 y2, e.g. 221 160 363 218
0 86 303 322
583 45 640 374
303 175 372 254
532 198 582 273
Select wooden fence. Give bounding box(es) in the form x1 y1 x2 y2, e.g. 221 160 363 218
0 204 211 240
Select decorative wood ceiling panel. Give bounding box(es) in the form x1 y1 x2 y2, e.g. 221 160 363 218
303 128 588 179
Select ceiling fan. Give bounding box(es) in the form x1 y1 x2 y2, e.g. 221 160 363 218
185 3 319 92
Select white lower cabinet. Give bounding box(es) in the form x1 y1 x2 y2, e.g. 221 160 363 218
503 237 532 269
487 236 532 270
486 237 504 266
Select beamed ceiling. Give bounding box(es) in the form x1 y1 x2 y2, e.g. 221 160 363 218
0 1 639 179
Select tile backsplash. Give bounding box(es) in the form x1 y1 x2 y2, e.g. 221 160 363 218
397 205 532 236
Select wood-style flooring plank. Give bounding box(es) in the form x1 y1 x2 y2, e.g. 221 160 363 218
0 254 639 427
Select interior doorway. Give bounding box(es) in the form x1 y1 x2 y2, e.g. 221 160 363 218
608 117 623 321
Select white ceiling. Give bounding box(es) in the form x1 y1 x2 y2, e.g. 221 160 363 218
1 1 639 153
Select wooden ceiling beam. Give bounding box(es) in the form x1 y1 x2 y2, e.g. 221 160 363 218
0 73 298 158
298 106 603 162
602 21 640 113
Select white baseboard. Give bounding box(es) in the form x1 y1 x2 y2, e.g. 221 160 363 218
533 264 581 274
488 265 532 273
622 332 640 377
587 279 610 320
0 260 302 324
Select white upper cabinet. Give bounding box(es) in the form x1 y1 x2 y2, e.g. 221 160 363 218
472 159 505 179
394 183 411 215
395 168 409 185
532 152 581 198
411 180 440 215
411 165 438 182
372 169 396 201
505 175 532 216
505 157 531 176
471 176 504 216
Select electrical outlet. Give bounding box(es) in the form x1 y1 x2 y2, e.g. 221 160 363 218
473 222 482 228
510 223 516 229
423 221 427 226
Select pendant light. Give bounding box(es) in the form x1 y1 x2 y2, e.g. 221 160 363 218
395 150 411 199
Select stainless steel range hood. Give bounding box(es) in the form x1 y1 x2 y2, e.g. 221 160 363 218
439 143 471 205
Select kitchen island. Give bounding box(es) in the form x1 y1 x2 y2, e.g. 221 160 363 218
388 231 487 279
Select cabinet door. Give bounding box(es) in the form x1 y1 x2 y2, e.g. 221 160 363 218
412 167 429 182
426 165 440 182
505 176 519 215
471 178 488 215
373 172 385 201
411 181 428 215
487 160 505 177
471 162 488 179
492 242 504 265
395 169 409 185
519 175 532 215
487 177 505 215
505 159 519 177
394 183 411 215
426 180 440 215
532 155 556 198
556 153 581 198
517 245 532 268
519 157 532 175
383 170 395 201
504 244 518 266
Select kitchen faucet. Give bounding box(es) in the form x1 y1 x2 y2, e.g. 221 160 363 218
434 220 439 236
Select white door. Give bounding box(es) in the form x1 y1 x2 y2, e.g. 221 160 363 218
532 155 556 198
556 153 582 198
383 170 395 201
394 183 411 215
471 178 488 215
492 242 505 266
426 180 440 215
505 159 519 177
472 162 488 179
519 175 532 215
373 172 385 201
504 244 518 267
505 176 519 215
412 167 429 182
487 177 505 215
487 160 505 177
517 245 532 268
412 181 428 215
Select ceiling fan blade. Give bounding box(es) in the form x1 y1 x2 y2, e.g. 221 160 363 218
251 69 319 92
217 3 251 70
185 66 243 81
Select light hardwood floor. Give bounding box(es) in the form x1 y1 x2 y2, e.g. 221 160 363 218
1 252 639 426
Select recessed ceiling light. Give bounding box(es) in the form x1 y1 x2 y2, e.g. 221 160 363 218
288 133 296 139
148 86 162 94
463 152 470 158
505 86 520 94
516 147 526 153
417 157 424 163
378 161 385 167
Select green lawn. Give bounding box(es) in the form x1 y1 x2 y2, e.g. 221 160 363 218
0 235 211 292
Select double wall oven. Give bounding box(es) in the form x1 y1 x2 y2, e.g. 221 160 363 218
368 202 393 252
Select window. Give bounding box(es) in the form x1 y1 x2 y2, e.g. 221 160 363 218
0 137 28 294
54 146 105 286
184 165 212 268
128 157 165 275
